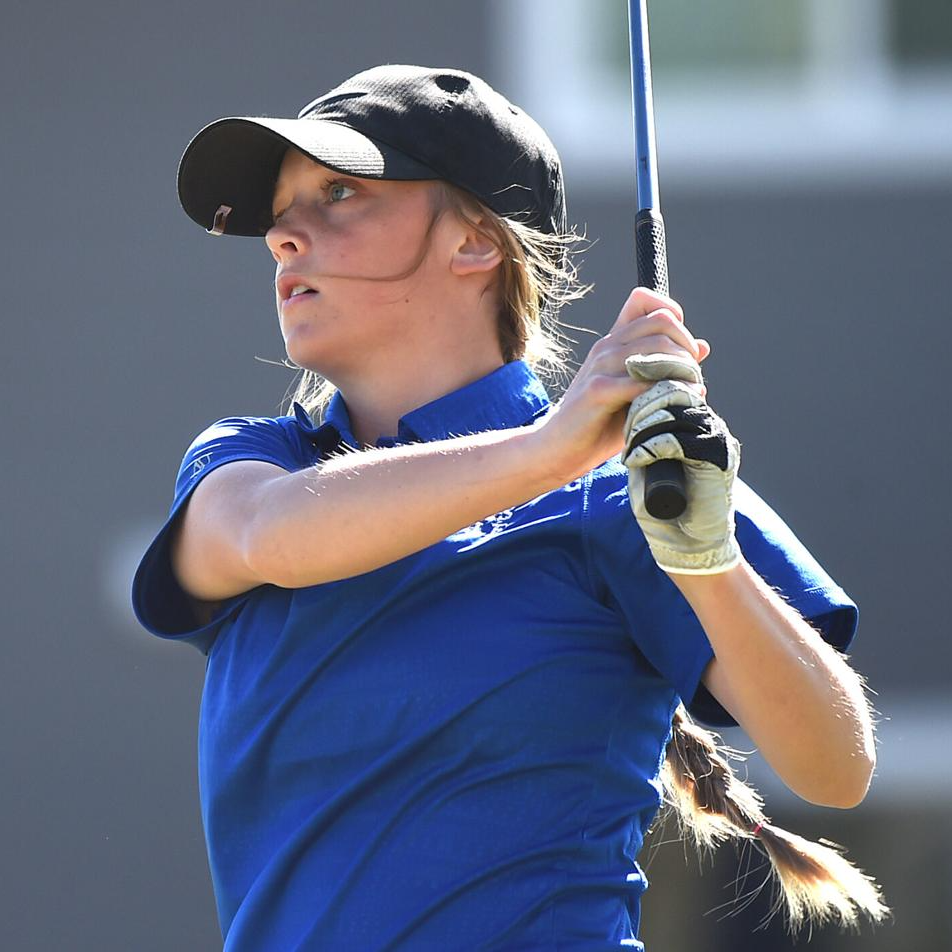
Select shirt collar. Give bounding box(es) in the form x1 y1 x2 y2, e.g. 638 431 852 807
293 361 551 451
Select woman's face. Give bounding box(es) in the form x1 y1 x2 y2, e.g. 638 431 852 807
266 148 458 379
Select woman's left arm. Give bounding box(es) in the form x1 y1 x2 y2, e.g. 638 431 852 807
674 561 876 809
620 294 875 808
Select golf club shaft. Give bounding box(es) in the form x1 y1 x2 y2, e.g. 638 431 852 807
628 0 687 520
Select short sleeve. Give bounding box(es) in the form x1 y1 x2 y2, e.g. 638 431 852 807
131 416 306 654
688 481 858 726
583 464 858 728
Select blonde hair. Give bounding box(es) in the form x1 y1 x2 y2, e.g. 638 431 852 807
662 704 889 933
280 182 590 417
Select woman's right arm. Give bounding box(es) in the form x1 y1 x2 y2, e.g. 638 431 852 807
171 288 708 600
172 425 561 599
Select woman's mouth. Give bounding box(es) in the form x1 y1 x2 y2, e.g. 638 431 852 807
278 274 320 303
282 290 319 314
281 283 320 309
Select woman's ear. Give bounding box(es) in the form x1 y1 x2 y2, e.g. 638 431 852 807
450 227 503 276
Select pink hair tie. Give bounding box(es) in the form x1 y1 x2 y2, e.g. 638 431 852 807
751 822 764 837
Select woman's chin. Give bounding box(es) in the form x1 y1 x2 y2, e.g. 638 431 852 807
283 332 334 372
282 324 370 382
283 341 346 381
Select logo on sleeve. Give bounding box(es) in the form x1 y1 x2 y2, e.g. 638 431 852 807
191 453 213 478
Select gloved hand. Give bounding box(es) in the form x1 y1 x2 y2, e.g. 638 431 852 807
623 354 742 575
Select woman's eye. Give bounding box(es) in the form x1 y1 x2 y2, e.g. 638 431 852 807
328 183 356 203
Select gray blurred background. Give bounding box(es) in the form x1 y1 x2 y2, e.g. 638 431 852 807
3 0 950 949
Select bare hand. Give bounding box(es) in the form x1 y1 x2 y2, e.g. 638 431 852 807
532 287 710 483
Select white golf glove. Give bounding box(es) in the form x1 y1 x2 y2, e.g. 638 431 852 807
623 354 742 575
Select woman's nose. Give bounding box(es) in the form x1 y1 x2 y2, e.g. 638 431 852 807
265 218 310 262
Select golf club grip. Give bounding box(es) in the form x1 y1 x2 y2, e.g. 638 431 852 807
635 208 687 520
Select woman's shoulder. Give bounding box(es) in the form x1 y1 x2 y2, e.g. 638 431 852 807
185 405 307 450
170 405 334 502
181 403 331 468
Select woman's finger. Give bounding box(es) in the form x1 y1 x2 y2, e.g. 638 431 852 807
612 287 685 327
609 311 704 361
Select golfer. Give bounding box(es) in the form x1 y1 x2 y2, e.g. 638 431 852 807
133 64 885 951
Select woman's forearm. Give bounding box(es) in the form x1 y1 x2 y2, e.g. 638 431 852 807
677 560 876 808
247 421 561 587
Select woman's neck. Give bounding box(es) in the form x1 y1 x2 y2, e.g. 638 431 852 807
338 353 505 448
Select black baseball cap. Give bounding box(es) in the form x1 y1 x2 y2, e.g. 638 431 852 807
177 64 567 240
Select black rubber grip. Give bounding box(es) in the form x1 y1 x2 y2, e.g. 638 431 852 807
642 458 686 520
635 208 669 297
634 208 687 519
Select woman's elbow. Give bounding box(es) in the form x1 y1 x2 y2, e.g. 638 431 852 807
799 748 876 809
813 702 878 808
839 747 877 808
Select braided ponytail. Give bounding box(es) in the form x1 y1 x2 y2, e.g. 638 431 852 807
662 705 889 933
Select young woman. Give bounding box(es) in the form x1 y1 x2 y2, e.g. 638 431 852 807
133 64 886 950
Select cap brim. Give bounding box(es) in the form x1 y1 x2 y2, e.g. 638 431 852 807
177 116 440 237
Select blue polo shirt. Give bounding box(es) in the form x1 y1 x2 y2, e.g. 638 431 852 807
132 361 857 951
